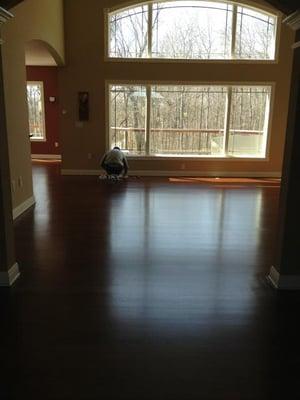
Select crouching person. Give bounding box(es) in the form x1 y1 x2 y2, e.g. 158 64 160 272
100 146 128 178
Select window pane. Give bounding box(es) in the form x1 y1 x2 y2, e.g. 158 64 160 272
27 82 45 140
236 7 276 60
228 86 271 157
150 85 227 155
109 6 148 58
152 1 232 59
110 85 146 155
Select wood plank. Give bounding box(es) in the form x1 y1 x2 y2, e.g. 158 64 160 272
1 161 299 399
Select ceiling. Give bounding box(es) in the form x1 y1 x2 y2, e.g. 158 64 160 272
0 0 299 17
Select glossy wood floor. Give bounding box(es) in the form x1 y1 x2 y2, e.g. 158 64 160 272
1 162 300 399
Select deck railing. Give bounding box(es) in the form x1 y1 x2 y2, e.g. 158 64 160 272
111 127 263 154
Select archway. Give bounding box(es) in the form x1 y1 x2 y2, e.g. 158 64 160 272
25 39 61 163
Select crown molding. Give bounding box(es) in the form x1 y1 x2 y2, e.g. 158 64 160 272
292 41 300 50
0 6 13 45
283 10 300 31
0 6 13 25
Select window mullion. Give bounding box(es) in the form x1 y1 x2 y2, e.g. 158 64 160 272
224 86 232 156
262 90 271 156
231 4 238 59
146 85 151 155
148 4 153 58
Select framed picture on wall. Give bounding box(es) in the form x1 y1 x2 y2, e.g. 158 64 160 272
78 91 89 121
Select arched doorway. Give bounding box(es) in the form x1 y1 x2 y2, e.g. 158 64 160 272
25 39 62 161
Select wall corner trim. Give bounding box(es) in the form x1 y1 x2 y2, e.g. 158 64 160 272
13 196 36 220
0 263 20 287
267 266 300 290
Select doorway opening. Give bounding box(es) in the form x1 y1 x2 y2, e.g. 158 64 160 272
25 39 61 162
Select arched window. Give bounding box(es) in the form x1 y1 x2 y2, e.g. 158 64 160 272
108 1 277 61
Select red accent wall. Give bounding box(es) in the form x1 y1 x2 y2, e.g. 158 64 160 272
26 66 60 155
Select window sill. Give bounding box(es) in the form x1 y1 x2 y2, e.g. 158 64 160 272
127 155 268 161
105 56 278 65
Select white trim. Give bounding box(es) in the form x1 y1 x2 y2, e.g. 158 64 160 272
107 79 276 86
30 139 47 143
231 4 238 59
61 169 101 176
107 0 281 16
268 265 280 288
129 170 281 177
0 7 13 45
292 42 300 50
127 155 269 160
147 3 152 58
283 10 300 31
104 8 110 61
105 57 279 65
61 169 281 178
0 263 20 287
13 196 35 220
0 7 13 24
268 266 300 290
31 154 61 160
224 87 232 154
145 85 151 155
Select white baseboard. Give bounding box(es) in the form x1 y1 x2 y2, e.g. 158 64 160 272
13 196 36 220
268 266 300 290
32 154 61 160
61 169 281 178
0 263 20 287
61 169 100 176
129 170 281 178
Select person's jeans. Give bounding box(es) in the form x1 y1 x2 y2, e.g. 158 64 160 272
104 163 123 175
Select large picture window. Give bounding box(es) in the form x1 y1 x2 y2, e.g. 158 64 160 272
108 1 277 61
27 81 46 141
109 83 272 158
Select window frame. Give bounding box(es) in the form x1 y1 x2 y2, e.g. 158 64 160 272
27 80 47 142
106 80 275 161
104 1 281 63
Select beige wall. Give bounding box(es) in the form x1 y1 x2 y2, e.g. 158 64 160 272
1 0 65 209
59 0 295 176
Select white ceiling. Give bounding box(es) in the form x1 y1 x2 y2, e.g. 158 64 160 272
25 41 57 66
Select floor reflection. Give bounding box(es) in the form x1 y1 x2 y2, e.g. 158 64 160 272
107 185 265 335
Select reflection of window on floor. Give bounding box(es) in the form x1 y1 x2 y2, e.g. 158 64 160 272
109 84 272 158
27 81 46 141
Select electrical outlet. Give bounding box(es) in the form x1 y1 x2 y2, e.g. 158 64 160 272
54 142 59 148
18 176 23 188
75 121 83 128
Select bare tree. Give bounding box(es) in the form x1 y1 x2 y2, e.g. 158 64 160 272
110 4 272 156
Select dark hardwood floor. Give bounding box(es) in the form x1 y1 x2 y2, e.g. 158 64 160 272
1 162 300 399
